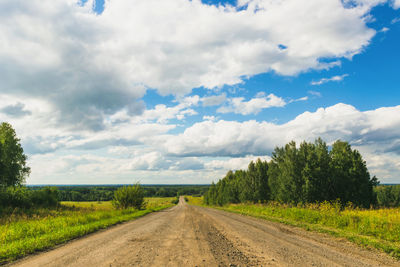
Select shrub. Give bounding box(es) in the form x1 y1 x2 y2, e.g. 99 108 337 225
171 197 179 204
31 187 59 207
0 186 60 212
0 186 31 210
112 183 145 209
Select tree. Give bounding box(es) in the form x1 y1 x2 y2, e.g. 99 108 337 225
0 122 30 187
204 182 217 205
205 138 377 208
300 138 331 203
268 141 304 203
330 140 376 207
252 159 269 202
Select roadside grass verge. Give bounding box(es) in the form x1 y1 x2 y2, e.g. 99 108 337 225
0 197 175 264
185 195 204 206
187 196 400 259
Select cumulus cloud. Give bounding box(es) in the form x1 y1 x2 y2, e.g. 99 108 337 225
311 74 349 85
135 95 200 123
2 0 399 184
29 153 105 177
123 152 172 171
164 103 400 157
203 115 217 121
23 103 400 183
201 94 227 107
170 157 205 171
205 155 271 171
0 0 391 130
141 105 197 124
393 0 400 9
217 93 286 115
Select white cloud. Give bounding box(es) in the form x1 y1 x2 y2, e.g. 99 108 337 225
0 0 391 129
0 97 176 155
289 96 308 103
217 93 286 115
123 152 172 171
163 103 400 180
170 157 205 171
2 0 399 184
201 94 227 107
308 90 322 97
380 27 390 32
203 115 217 121
311 74 349 85
393 0 400 9
205 155 271 171
141 104 197 124
23 103 400 184
106 95 200 125
164 119 278 157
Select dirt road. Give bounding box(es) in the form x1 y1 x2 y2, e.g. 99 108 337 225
10 197 399 266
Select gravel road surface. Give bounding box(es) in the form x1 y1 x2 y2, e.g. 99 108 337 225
10 197 399 266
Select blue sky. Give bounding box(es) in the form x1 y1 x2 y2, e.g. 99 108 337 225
138 0 400 124
0 0 399 184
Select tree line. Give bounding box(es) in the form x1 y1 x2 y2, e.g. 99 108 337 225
54 184 208 201
375 185 400 207
204 138 380 208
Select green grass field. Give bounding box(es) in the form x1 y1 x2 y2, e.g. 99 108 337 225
187 196 400 259
0 197 175 264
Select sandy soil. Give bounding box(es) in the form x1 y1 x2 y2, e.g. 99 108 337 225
9 197 400 267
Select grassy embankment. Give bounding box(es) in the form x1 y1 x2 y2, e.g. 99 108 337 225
0 197 175 264
186 196 400 259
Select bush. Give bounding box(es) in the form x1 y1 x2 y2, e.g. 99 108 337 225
112 183 145 209
171 197 179 204
0 186 31 210
0 186 59 212
31 187 59 207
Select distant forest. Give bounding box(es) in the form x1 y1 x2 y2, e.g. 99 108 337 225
29 185 209 202
204 138 399 208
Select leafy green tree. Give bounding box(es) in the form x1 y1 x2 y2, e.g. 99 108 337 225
300 138 331 203
204 182 217 205
376 185 400 207
268 141 303 203
225 170 240 203
242 161 257 202
251 159 269 202
205 138 377 208
0 122 30 187
330 140 376 207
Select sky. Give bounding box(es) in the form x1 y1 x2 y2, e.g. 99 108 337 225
0 0 399 184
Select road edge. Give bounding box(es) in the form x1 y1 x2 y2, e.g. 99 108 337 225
187 201 400 262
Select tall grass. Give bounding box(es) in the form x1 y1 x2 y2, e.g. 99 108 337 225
0 198 175 264
188 196 400 259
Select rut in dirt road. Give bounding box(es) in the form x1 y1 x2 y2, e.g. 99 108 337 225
10 197 400 267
